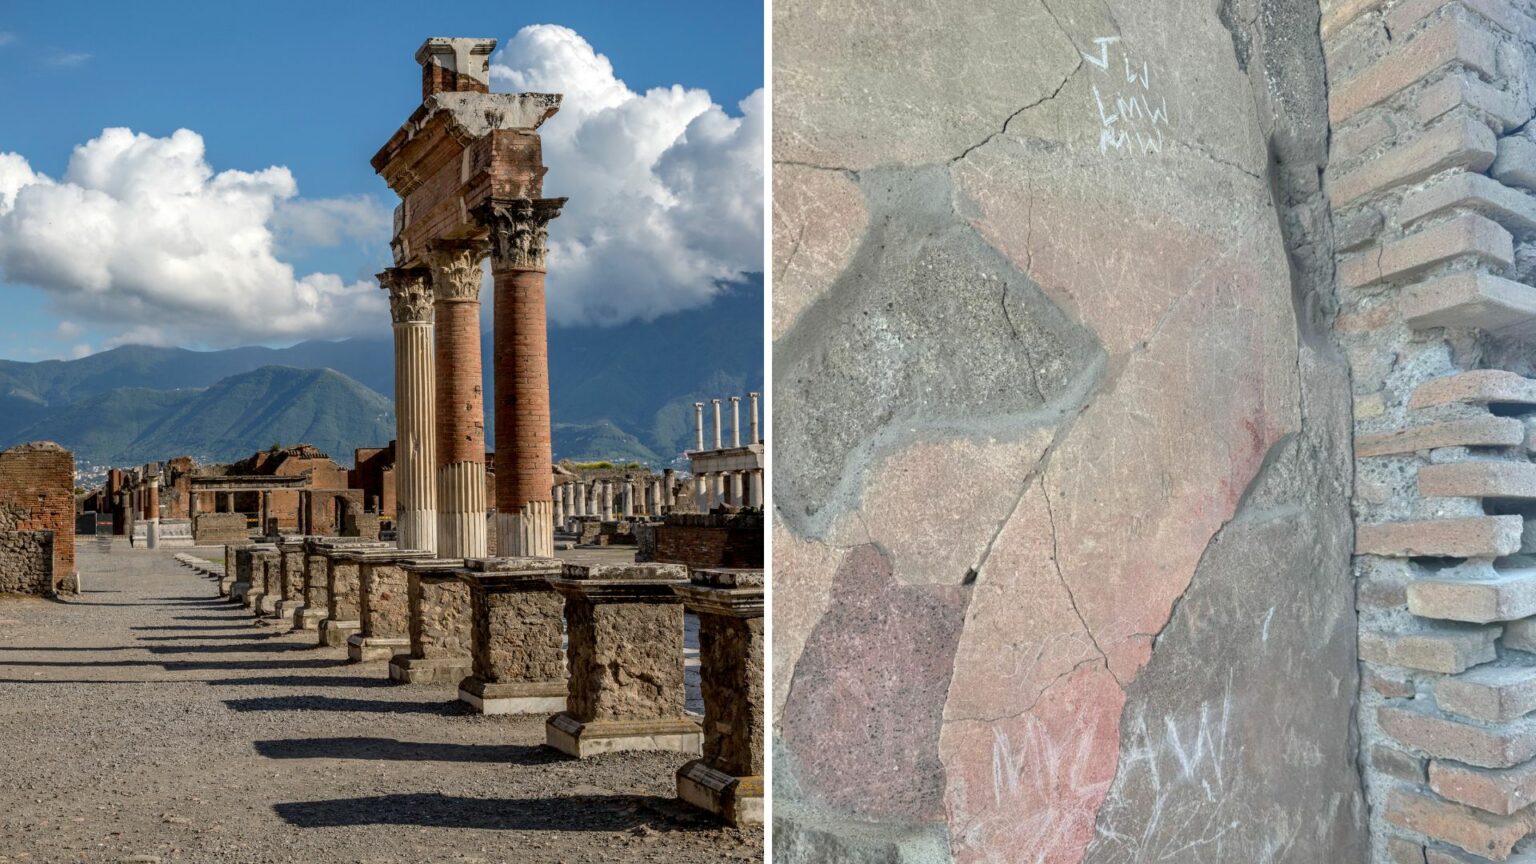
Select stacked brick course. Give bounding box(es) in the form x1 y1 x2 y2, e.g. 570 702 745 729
0 442 75 592
1325 0 1536 858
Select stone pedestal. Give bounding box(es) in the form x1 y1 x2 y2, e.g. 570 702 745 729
545 562 700 758
239 546 277 608
275 536 309 621
346 548 427 663
320 546 385 648
673 569 764 826
293 545 330 630
456 556 566 714
220 544 247 597
389 557 471 684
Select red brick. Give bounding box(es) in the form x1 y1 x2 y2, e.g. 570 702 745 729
1385 785 1536 858
1402 271 1536 336
1332 118 1497 206
1329 16 1499 123
1419 461 1536 500
1412 371 1536 409
1379 701 1536 768
1432 758 1536 816
1339 213 1513 290
1361 627 1499 674
1439 665 1536 723
1410 570 1536 624
1357 516 1524 558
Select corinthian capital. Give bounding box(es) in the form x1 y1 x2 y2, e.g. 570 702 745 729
472 196 566 272
423 238 490 303
378 267 434 324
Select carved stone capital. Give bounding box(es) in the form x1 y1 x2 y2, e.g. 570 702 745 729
472 197 567 272
378 267 435 324
423 238 490 303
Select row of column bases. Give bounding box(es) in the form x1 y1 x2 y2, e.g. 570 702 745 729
552 468 765 525
210 539 763 827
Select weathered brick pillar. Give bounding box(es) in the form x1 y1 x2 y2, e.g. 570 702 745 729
546 562 701 758
381 267 438 555
390 556 472 684
145 476 160 550
456 556 566 714
674 568 764 826
474 197 566 559
347 548 425 664
1323 1 1536 859
426 239 490 560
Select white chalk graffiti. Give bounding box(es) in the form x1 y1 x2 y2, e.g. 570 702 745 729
1084 36 1169 157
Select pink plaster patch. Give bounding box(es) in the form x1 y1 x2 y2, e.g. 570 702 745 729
944 663 1125 863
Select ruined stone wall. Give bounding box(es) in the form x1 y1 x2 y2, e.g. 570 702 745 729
1321 0 1536 860
0 530 51 595
0 442 75 592
193 513 248 546
772 0 1364 860
652 514 764 571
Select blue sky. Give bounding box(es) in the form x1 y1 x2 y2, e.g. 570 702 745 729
0 2 764 361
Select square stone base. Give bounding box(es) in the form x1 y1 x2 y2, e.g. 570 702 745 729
241 590 263 610
457 678 566 715
292 606 324 630
677 760 763 827
347 635 409 663
218 577 234 597
318 619 360 648
544 713 702 758
228 582 251 603
388 654 472 684
257 595 280 616
275 600 302 620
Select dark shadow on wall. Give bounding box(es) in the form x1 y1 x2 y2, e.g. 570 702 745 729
255 736 564 766
273 792 710 832
224 695 471 716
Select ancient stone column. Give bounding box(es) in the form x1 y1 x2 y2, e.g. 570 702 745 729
694 402 706 451
749 391 760 444
730 396 741 447
601 480 615 521
695 472 708 512
457 556 566 714
553 483 566 528
712 399 723 449
475 197 566 559
426 240 490 560
382 267 439 556
622 479 635 518
730 471 744 507
145 477 161 549
261 490 272 536
674 569 764 826
750 469 764 508
663 468 676 509
546 562 700 757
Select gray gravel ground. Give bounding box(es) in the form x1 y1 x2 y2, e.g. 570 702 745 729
0 540 761 864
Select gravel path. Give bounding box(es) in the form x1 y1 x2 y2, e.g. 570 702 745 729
0 540 761 864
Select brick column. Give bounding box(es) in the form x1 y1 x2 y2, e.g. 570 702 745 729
674 569 764 826
380 267 438 555
474 197 566 559
145 476 160 550
425 240 490 560
1323 2 1536 860
456 556 566 714
546 562 700 757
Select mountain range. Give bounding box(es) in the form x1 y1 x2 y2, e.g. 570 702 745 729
0 277 764 479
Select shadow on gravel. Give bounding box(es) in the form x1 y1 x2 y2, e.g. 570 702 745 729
274 792 711 832
135 632 282 641
206 674 395 688
255 736 564 765
131 624 254 631
159 658 343 672
0 646 141 652
225 695 471 715
144 642 311 655
173 614 265 621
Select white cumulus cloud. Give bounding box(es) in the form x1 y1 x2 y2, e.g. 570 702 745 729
492 25 763 327
0 127 386 347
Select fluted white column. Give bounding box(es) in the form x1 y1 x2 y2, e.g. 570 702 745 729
382 267 438 554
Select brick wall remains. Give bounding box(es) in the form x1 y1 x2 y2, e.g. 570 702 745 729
0 530 51 595
194 513 249 546
652 513 763 571
0 442 75 592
